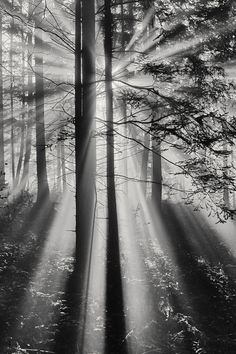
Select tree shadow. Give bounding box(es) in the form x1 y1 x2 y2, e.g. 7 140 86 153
0 195 56 351
53 255 81 354
160 202 236 353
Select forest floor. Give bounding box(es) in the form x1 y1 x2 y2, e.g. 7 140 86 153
0 192 236 354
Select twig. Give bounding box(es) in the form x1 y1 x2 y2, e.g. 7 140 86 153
19 349 55 354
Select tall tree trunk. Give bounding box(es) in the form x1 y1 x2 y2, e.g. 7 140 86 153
15 28 26 188
0 13 5 190
10 2 15 185
104 1 127 352
120 0 125 49
152 138 162 210
56 140 61 193
140 3 154 198
21 24 33 190
223 143 229 208
61 138 66 191
35 1 50 203
14 118 25 188
141 132 150 195
150 7 162 209
120 0 128 192
75 0 96 350
231 146 236 210
222 121 229 208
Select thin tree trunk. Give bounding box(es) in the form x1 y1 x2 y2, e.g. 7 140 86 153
120 0 128 192
222 120 229 208
120 0 125 49
34 1 50 203
140 3 154 198
104 1 127 352
0 13 5 190
61 138 66 191
14 118 25 187
56 140 61 193
141 131 150 195
15 28 26 188
21 25 33 190
232 148 236 210
10 1 15 184
152 138 162 210
223 143 229 208
149 5 162 209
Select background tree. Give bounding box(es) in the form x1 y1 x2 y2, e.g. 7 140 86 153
34 0 50 203
0 11 5 191
75 0 96 351
103 0 128 352
21 7 33 191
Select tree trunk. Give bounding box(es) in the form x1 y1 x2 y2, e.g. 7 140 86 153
56 139 61 193
15 29 26 188
0 13 5 190
34 1 50 203
120 1 128 192
104 1 127 352
10 2 15 185
141 132 150 195
74 0 96 350
14 118 25 188
223 143 229 208
152 138 162 210
21 25 33 191
61 138 66 191
140 3 154 198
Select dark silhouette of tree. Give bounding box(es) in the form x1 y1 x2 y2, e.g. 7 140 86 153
15 3 26 188
21 13 33 191
74 0 96 350
103 1 128 352
34 0 50 203
60 137 66 191
10 0 15 185
0 11 5 191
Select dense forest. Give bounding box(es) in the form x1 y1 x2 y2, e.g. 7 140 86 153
1 0 236 353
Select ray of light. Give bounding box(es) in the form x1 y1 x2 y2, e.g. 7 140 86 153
45 0 75 35
116 150 199 352
8 190 76 347
81 201 106 354
125 6 156 53
114 17 236 82
112 100 230 352
202 209 236 260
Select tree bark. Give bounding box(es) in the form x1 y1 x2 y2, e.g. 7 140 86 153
0 13 5 190
10 1 15 185
152 138 162 210
223 143 229 208
75 0 96 350
15 28 26 188
56 139 61 193
21 24 33 191
120 0 128 193
141 131 150 195
148 4 162 208
104 1 127 352
34 1 50 203
60 138 66 191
